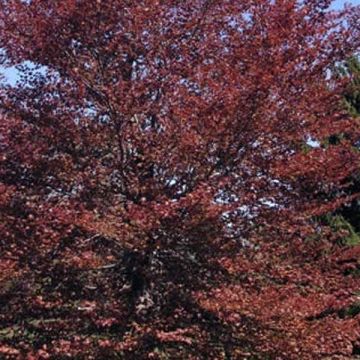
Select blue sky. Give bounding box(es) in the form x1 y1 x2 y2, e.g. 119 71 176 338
333 0 359 9
1 0 359 84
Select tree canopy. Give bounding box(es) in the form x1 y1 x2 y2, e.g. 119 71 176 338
0 0 359 358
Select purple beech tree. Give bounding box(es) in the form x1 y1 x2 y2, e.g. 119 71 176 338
0 0 359 358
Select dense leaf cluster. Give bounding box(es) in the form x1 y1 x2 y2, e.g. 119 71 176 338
0 0 359 358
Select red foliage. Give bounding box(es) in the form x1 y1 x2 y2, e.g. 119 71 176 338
0 0 359 358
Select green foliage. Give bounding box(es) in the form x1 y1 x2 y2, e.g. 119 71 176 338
322 213 360 246
340 56 360 117
324 56 360 244
338 301 360 318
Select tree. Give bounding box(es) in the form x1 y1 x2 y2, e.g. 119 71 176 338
341 56 360 118
336 56 360 235
318 56 360 248
0 0 359 358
